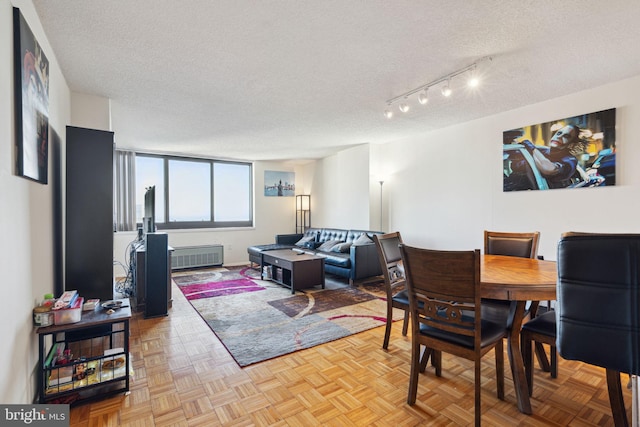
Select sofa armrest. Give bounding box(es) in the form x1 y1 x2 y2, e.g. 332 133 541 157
275 233 303 245
350 243 382 280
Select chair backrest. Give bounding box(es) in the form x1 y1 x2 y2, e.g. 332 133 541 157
484 230 540 259
373 232 404 295
556 232 640 376
399 244 481 341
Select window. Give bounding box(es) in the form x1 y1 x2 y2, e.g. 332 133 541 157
168 158 211 222
135 156 165 223
135 154 253 229
214 162 251 222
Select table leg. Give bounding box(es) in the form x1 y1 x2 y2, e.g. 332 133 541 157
506 300 533 414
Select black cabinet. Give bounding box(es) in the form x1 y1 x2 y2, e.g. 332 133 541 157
65 126 114 301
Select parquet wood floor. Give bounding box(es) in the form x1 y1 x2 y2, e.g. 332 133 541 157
70 278 632 426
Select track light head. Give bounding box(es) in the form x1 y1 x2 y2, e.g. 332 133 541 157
467 67 479 87
383 109 393 119
441 79 452 97
418 89 429 105
398 103 409 113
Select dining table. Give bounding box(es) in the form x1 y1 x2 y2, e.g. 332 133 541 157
480 254 557 415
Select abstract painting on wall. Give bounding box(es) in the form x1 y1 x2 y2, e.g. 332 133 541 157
503 108 616 192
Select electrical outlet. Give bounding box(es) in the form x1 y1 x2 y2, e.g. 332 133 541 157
228 244 233 251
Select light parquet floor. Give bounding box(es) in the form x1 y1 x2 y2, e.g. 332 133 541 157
70 277 633 426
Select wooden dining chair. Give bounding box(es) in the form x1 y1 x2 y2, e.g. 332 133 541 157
373 232 409 349
521 309 557 396
483 230 555 376
400 244 506 426
484 230 540 259
482 231 541 320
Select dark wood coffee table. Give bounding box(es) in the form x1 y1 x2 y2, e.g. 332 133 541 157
260 249 325 294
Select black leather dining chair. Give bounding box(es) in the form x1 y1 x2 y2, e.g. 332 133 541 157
556 232 640 427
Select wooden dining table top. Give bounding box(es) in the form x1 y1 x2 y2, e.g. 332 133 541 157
480 254 557 301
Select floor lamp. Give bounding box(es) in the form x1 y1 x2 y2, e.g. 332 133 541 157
379 180 384 232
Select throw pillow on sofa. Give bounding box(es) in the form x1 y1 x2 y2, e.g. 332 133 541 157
317 239 343 252
331 242 352 253
295 235 315 248
352 233 374 246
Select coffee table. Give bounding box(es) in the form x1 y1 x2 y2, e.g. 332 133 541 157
261 249 325 294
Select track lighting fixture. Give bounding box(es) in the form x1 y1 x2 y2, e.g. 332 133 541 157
384 56 491 119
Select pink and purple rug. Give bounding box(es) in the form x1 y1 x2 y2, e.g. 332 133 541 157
173 266 402 366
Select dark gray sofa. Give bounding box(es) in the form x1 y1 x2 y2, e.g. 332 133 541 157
247 228 383 284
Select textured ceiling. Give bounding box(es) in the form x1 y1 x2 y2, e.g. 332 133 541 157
32 0 640 162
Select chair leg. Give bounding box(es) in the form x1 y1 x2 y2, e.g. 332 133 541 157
433 350 442 377
407 339 422 405
535 342 551 372
495 339 505 400
474 359 481 427
382 304 393 349
550 345 558 378
401 310 409 336
419 347 430 372
529 301 552 373
606 368 629 427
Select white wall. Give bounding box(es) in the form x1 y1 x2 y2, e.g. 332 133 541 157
371 75 640 260
70 92 111 131
1 0 71 403
311 144 373 230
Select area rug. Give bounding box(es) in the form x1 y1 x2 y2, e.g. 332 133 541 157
173 266 401 367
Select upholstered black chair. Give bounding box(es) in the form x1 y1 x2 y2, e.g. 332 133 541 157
373 232 409 349
482 231 541 322
400 244 505 426
557 232 640 427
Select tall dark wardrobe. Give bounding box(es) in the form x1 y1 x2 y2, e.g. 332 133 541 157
65 126 114 301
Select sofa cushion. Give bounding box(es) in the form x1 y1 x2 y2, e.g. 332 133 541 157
317 239 343 251
352 233 374 246
319 252 351 268
248 243 293 255
318 229 349 244
331 241 352 253
295 235 316 248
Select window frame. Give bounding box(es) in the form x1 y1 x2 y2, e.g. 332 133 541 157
135 153 253 230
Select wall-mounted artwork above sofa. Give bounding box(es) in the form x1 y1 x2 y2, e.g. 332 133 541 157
264 170 295 196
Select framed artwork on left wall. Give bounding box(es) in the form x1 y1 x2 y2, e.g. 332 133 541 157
13 7 50 184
